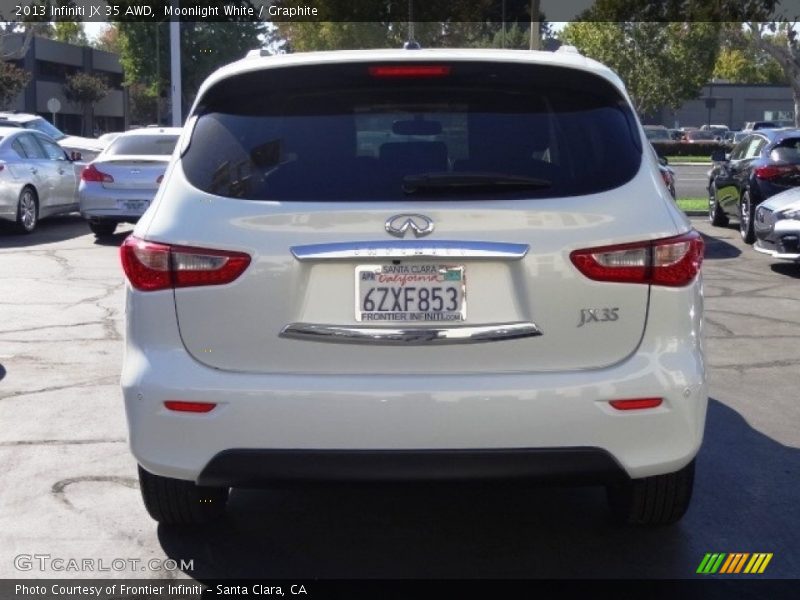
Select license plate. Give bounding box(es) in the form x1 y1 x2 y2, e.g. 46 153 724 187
118 200 149 212
355 263 466 322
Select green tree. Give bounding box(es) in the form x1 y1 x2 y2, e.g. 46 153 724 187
63 72 109 135
271 0 548 51
113 10 265 122
714 44 786 84
92 24 121 54
0 61 30 109
52 21 87 46
560 22 720 116
735 23 800 125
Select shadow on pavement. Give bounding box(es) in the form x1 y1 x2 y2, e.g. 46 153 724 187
770 263 800 279
156 399 799 579
92 230 131 247
0 214 88 248
699 231 741 260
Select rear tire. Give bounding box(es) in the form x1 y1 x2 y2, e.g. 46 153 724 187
739 191 756 244
15 187 38 234
708 187 728 227
88 220 117 237
138 465 228 525
607 460 695 526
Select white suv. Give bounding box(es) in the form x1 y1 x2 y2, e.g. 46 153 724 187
120 49 706 527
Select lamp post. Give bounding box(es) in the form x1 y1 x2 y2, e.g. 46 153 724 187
705 80 716 127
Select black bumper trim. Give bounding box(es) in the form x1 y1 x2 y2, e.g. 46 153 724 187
197 447 629 487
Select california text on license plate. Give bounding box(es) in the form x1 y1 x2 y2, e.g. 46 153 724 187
355 263 466 322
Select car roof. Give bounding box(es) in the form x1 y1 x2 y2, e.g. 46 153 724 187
747 128 800 142
0 112 37 123
0 125 25 136
116 127 182 137
193 48 627 116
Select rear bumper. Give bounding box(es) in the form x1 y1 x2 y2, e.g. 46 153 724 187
122 279 707 484
197 448 628 486
79 187 153 220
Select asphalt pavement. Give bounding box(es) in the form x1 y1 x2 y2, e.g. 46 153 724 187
672 163 712 200
0 214 798 581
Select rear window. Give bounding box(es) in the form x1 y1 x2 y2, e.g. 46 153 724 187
770 137 800 162
182 62 642 201
107 135 179 156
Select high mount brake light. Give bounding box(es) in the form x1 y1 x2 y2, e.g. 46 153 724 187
368 65 452 78
81 163 114 183
120 236 251 291
570 231 704 287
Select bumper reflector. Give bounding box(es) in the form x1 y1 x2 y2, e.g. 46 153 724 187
164 401 217 413
609 397 663 411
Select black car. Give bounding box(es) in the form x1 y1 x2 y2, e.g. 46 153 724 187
707 128 800 243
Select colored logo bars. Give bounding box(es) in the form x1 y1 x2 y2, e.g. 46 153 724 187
697 553 773 574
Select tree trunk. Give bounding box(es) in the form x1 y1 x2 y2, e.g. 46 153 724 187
529 0 541 50
794 87 800 128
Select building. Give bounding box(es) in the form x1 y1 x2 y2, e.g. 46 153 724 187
648 82 795 130
1 34 127 136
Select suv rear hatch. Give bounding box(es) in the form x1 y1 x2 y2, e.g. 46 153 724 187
149 58 677 375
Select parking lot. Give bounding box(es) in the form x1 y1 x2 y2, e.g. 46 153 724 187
0 214 798 579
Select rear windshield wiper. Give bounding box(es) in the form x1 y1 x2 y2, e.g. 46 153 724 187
402 172 552 195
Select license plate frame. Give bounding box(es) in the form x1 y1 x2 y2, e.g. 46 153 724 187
355 263 466 323
118 199 150 212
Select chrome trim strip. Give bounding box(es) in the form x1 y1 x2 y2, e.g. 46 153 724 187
290 240 529 261
279 322 542 345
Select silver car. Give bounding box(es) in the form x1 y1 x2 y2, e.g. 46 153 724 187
754 186 800 261
78 127 180 237
0 126 80 233
0 112 105 161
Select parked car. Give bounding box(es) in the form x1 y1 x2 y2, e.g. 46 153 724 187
708 128 800 242
79 127 181 237
685 129 720 143
121 48 706 527
668 128 683 141
0 112 105 161
753 184 800 261
0 126 81 233
650 143 676 198
742 120 792 131
701 124 729 139
97 131 123 145
643 125 672 142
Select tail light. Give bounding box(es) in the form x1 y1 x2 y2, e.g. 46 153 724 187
164 401 217 413
120 236 251 291
610 398 663 411
368 65 451 78
570 231 704 287
660 170 672 187
755 165 797 180
81 163 114 183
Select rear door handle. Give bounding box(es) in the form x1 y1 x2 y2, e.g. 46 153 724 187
57 168 65 175
29 168 38 174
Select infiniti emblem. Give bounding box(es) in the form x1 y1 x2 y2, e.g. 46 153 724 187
385 214 435 238
130 169 141 175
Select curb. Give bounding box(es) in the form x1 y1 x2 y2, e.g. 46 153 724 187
670 162 711 167
683 211 706 217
